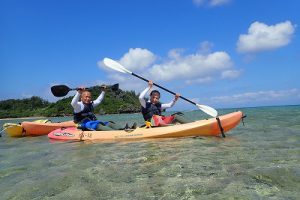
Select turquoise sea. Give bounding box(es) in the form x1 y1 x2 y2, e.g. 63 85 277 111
0 105 299 199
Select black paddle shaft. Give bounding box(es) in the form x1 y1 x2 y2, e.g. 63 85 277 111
131 73 197 106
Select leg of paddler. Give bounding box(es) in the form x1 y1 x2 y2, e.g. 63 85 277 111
173 114 190 124
96 124 114 131
107 122 127 130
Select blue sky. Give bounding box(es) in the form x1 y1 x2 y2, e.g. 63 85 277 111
1 0 299 110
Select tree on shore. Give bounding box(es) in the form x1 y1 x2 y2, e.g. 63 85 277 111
0 87 141 119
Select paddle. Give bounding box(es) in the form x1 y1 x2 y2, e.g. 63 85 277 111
103 58 218 117
51 83 119 97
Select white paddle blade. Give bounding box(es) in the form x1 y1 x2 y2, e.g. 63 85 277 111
103 58 132 74
196 104 218 117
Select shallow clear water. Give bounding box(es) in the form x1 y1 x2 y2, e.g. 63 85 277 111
0 106 299 199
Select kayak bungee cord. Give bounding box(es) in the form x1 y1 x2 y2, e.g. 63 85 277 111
216 117 225 138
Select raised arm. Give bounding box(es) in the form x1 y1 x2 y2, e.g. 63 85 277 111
139 86 151 108
93 91 105 107
161 93 180 109
71 91 82 113
93 85 106 107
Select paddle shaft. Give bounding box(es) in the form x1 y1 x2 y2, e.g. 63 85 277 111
102 57 217 117
131 73 197 106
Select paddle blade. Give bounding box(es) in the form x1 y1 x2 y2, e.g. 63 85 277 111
103 58 132 74
51 85 71 97
196 104 218 117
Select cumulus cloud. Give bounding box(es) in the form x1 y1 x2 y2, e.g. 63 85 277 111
198 41 214 54
148 50 233 81
168 48 185 59
119 48 157 72
237 21 296 53
221 70 241 79
193 0 231 7
211 88 300 105
98 48 156 73
105 73 144 92
99 46 239 90
185 77 212 85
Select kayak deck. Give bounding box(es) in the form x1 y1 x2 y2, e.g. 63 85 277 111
48 111 243 141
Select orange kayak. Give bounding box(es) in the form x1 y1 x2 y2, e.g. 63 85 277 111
21 120 76 136
48 111 243 141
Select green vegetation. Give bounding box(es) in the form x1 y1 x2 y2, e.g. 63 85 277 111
0 86 141 119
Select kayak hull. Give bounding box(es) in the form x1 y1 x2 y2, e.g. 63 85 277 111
21 121 76 136
48 111 243 141
3 123 24 137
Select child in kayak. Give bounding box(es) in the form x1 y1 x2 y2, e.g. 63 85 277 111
139 81 190 127
71 85 132 130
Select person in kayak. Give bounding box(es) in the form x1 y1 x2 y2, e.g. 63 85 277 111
71 85 132 130
139 80 190 127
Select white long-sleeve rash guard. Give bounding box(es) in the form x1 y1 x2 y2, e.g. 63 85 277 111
139 86 176 110
71 91 105 113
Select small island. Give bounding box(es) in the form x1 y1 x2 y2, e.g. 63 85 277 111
0 86 141 119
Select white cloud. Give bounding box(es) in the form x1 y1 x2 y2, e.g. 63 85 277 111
185 77 213 85
198 41 214 54
105 74 144 92
221 70 241 79
119 48 157 72
97 48 156 73
99 45 239 93
211 88 300 105
193 0 231 7
107 73 127 83
210 0 231 6
148 50 233 81
168 48 185 59
237 21 296 53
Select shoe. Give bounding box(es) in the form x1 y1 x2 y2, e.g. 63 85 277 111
124 123 129 130
77 124 84 130
131 122 137 129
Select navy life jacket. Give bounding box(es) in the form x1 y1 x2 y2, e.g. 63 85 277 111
73 102 97 123
141 102 162 121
